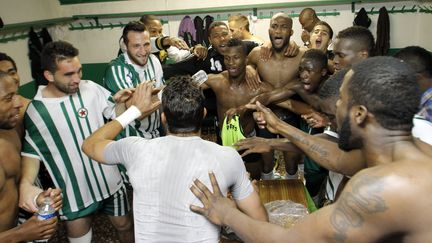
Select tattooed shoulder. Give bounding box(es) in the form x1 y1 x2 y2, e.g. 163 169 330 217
330 174 388 242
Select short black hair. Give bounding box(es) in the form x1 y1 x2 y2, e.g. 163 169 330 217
122 21 147 45
162 76 205 133
313 21 333 39
336 26 375 56
0 52 17 71
41 41 79 73
208 21 228 37
394 46 432 78
226 38 247 55
348 56 421 130
318 68 348 99
303 49 328 71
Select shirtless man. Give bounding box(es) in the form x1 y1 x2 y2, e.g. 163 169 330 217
202 38 272 136
191 56 432 243
0 52 31 137
247 13 307 179
201 38 272 179
0 72 62 242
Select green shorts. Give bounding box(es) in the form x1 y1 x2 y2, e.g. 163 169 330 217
61 185 131 221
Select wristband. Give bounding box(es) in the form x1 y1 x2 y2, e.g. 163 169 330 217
115 105 142 128
161 36 170 49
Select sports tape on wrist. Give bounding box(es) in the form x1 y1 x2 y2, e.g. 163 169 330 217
115 105 142 128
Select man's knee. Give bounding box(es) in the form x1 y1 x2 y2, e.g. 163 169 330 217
65 216 92 238
109 214 133 232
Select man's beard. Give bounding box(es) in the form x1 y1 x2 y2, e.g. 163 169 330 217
338 114 362 151
270 37 289 53
55 82 79 95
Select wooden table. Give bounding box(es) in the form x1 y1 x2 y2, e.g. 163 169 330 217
221 179 307 243
257 179 307 207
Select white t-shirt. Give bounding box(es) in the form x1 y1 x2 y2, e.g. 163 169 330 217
412 115 432 145
104 135 253 243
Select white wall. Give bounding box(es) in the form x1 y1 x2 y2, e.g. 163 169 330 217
0 0 62 84
0 0 430 86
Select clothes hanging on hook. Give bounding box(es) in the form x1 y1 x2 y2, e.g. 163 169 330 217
203 15 214 48
376 7 390 56
354 7 371 28
28 27 52 87
194 16 204 47
178 15 196 47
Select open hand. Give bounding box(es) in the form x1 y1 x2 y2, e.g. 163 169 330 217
190 172 236 226
112 88 135 103
302 112 330 128
245 65 262 90
168 37 189 50
193 44 208 60
285 40 300 57
235 137 272 156
130 81 162 119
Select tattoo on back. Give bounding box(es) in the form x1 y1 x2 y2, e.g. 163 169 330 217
330 175 388 242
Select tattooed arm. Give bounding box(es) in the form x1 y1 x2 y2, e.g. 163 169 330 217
191 169 401 243
247 102 366 176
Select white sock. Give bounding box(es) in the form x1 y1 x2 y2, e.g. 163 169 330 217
261 171 274 180
68 228 92 243
284 170 298 179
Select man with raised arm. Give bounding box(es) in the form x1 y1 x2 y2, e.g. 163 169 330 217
83 78 267 242
190 56 432 243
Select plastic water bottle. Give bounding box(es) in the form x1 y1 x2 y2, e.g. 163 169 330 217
192 70 208 86
36 198 56 242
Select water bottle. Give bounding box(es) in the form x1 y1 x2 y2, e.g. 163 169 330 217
192 70 208 86
36 198 56 242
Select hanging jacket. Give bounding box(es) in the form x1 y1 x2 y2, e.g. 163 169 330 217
178 15 196 47
28 27 52 86
353 7 371 28
203 15 214 47
375 7 390 56
194 16 204 46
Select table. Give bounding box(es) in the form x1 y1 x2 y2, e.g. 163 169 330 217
257 179 307 207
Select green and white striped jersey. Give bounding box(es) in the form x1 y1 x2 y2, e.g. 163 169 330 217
104 53 164 139
22 80 123 217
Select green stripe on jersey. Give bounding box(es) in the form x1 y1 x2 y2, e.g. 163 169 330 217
25 102 73 213
32 101 85 208
61 100 97 202
76 92 110 195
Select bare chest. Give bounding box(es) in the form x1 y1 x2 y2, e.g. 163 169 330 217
0 132 22 182
257 59 300 88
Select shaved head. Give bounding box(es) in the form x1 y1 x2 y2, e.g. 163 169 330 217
271 13 293 28
299 8 319 31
